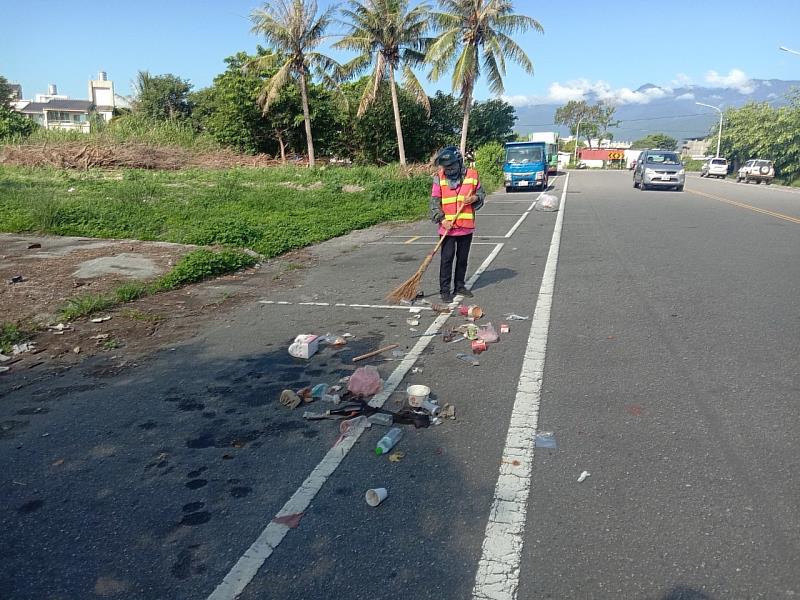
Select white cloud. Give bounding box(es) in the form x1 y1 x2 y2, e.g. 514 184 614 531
671 73 693 87
704 68 755 94
676 92 695 100
540 79 670 105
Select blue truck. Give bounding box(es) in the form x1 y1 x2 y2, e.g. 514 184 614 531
502 141 549 192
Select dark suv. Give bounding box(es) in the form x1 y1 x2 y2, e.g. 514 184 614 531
633 149 686 191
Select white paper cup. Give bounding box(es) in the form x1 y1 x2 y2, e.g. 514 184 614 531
365 487 388 507
406 384 430 408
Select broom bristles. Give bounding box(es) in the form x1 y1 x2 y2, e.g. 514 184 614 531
386 254 434 302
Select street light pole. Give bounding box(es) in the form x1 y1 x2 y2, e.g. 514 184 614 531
573 116 585 166
779 45 800 56
696 102 723 158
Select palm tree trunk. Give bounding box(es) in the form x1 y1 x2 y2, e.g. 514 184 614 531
276 130 286 164
298 71 316 168
459 82 474 155
387 66 407 166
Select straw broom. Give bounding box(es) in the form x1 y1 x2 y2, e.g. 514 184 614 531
387 200 465 303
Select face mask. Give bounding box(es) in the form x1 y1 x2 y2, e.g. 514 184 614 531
443 163 461 179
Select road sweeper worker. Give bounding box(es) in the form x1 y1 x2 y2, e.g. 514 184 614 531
429 146 485 303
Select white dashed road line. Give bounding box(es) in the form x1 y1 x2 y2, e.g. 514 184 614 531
471 174 569 600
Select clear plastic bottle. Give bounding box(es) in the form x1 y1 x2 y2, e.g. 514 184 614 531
375 427 403 456
368 412 394 427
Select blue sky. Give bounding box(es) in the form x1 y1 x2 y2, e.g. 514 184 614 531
3 0 800 105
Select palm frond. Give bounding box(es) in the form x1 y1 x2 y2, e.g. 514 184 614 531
495 13 544 35
451 46 479 100
258 60 294 113
402 64 431 115
493 32 533 73
358 53 386 116
482 50 504 96
425 29 460 81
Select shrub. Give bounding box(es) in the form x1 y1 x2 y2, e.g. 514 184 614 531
155 249 257 289
0 322 26 353
475 142 504 193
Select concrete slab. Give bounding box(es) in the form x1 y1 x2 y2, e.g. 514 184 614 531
72 253 162 279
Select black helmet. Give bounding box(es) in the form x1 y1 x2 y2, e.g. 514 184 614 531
436 146 462 167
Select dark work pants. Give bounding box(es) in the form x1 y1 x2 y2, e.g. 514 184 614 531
439 233 473 293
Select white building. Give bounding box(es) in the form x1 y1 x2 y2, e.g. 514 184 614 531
14 72 117 133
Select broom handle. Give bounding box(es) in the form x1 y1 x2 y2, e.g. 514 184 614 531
429 200 466 256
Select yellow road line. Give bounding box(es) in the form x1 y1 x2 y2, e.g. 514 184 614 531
689 189 800 224
404 235 421 244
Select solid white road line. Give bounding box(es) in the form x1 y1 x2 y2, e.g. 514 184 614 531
471 174 569 600
504 198 540 239
208 243 505 600
258 300 434 311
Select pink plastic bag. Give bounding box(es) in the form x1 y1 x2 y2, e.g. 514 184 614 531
347 365 383 396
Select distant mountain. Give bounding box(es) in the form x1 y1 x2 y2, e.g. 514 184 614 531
512 79 800 143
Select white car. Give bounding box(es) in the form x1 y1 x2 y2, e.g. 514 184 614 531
700 157 728 179
737 159 775 184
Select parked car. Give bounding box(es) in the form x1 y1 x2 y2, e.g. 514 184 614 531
700 157 728 178
737 159 775 184
633 149 685 191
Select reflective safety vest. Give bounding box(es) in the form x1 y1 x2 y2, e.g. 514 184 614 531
439 167 479 230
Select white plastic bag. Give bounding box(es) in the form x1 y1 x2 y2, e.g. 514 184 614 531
534 193 560 212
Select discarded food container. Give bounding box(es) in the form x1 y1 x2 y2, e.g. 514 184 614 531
500 323 509 334
365 487 388 507
375 427 403 455
348 365 383 395
459 305 483 319
406 384 430 408
367 412 394 427
465 324 479 340
477 323 498 343
288 334 320 359
471 339 487 354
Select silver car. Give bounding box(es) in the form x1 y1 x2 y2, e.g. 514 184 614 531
633 149 686 191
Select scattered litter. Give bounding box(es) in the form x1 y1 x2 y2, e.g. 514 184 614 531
0 366 10 373
311 383 328 400
367 412 393 427
48 323 71 331
408 307 422 314
303 411 330 420
272 512 304 528
471 339 487 354
577 470 590 483
322 392 341 404
90 316 112 323
456 353 479 366
406 318 420 327
347 365 383 395
390 349 407 359
73 346 81 354
477 323 499 343
338 376 351 384
375 427 403 455
329 385 342 393
27 243 41 249
505 314 530 321
67 187 76 193
8 275 25 284
352 343 398 363
388 451 405 463
534 193 560 212
12 342 35 355
320 333 347 346
411 367 423 374
279 389 302 409
365 487 388 507
430 417 443 426
500 323 510 334
441 404 456 420
52 458 64 467
339 416 371 435
406 384 430 408
420 399 440 416
409 328 418 332
464 324 479 340
431 303 452 313
342 333 354 339
534 432 557 449
288 334 320 359
459 305 483 320
90 333 110 341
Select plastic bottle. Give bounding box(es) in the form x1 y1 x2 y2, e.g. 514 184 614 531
375 427 403 456
321 393 340 404
311 383 328 400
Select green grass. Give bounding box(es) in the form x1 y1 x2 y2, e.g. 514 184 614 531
56 248 257 321
0 164 431 258
0 322 26 353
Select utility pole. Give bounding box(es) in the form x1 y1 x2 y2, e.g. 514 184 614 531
696 102 723 158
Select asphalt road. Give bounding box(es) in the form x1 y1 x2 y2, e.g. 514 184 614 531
1 171 798 600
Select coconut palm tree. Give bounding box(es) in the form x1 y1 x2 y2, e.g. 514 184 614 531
249 0 337 167
426 0 543 153
335 0 431 166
